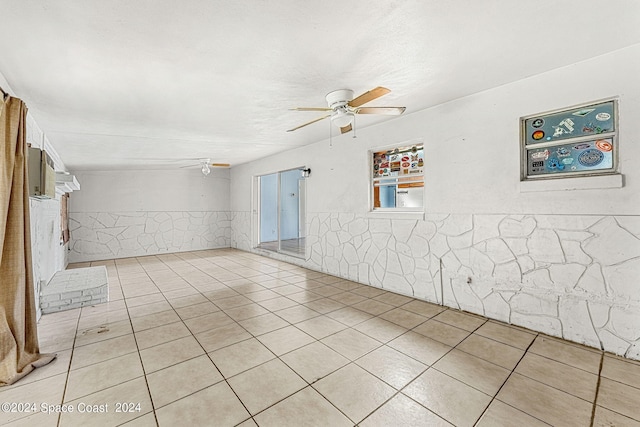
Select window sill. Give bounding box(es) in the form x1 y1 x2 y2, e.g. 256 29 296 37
520 173 623 193
365 210 425 220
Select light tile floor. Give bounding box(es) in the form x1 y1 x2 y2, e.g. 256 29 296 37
2 248 640 426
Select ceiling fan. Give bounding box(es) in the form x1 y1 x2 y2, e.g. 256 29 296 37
287 86 406 134
179 159 230 176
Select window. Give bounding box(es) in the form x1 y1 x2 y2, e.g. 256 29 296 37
371 143 424 211
521 99 617 180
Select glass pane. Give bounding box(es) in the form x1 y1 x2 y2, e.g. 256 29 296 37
259 173 278 249
372 143 424 209
527 138 614 176
379 185 396 208
278 169 305 257
524 100 614 145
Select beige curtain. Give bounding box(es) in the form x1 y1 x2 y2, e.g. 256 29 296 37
0 95 55 386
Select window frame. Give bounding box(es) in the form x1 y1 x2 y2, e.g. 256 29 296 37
369 140 425 213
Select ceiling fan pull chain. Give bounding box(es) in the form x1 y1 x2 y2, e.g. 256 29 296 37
329 117 333 148
353 116 357 138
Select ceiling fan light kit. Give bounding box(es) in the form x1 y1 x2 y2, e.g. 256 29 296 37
331 108 355 128
288 86 406 134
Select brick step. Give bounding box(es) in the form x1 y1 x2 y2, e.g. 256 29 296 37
40 266 108 314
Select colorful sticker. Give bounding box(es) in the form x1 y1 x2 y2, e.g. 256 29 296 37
532 130 545 140
402 162 410 168
595 139 613 152
402 156 409 162
381 162 389 168
547 158 565 170
581 122 608 134
373 164 379 171
531 149 550 160
391 161 401 171
573 108 595 117
596 112 611 121
556 147 571 158
532 118 544 128
562 157 574 165
390 154 399 161
553 118 575 137
573 143 591 150
578 149 604 167
410 162 417 168
418 159 424 167
531 160 544 168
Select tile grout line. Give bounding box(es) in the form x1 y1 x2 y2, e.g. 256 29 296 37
472 332 544 426
168 257 263 426
385 318 490 426
589 351 605 427
116 259 161 426
54 307 82 427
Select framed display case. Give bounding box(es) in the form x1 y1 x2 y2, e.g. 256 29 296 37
521 99 618 180
371 142 424 210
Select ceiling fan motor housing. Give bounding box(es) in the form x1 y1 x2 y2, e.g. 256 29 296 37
326 89 354 109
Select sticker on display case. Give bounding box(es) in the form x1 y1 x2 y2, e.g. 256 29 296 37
578 149 604 167
532 118 544 128
573 108 595 117
532 130 545 140
524 100 615 145
595 139 613 152
527 138 613 176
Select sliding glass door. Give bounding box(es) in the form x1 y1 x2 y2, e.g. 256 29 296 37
256 167 306 258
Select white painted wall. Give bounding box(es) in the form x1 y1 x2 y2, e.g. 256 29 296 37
71 169 230 213
232 44 640 216
68 168 231 262
230 44 640 359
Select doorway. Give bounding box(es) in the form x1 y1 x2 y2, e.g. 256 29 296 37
256 167 307 258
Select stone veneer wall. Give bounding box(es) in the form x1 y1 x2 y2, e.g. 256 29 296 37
231 211 640 360
69 211 232 262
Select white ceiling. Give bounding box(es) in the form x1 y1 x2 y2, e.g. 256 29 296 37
1 0 639 171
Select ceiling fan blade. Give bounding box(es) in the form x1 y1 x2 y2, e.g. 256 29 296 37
289 107 332 111
340 124 352 134
287 114 331 132
348 86 391 108
356 106 406 115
